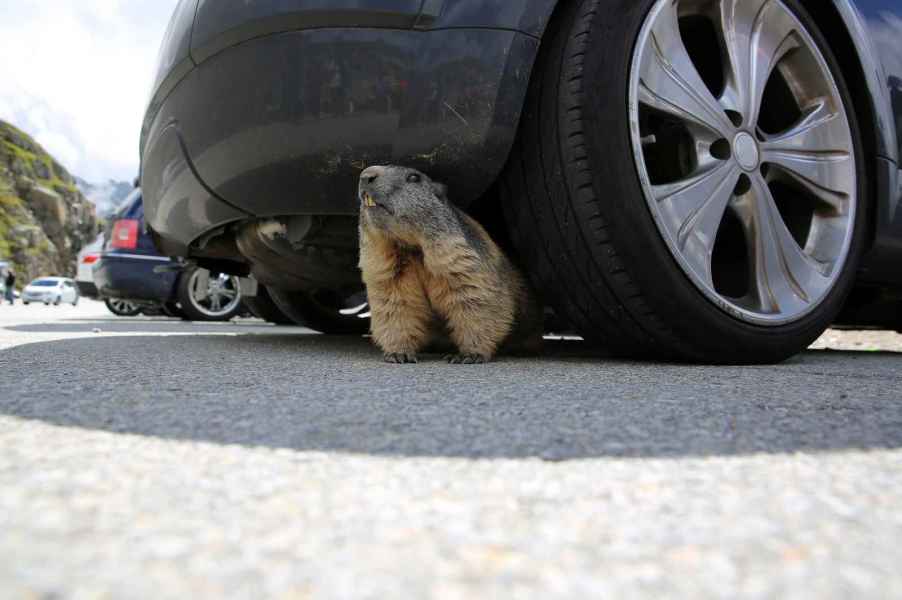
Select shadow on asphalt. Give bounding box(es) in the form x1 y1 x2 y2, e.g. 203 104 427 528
1 334 900 459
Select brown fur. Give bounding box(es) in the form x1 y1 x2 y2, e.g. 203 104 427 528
358 165 543 364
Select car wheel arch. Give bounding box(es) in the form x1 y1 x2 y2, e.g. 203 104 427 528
797 0 887 246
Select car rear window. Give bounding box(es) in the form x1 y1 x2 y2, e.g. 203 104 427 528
30 280 59 287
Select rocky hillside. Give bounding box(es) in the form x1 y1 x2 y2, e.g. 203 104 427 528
0 120 100 286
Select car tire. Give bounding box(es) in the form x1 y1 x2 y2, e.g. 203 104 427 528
501 0 869 363
242 285 295 325
105 298 141 317
176 266 243 322
267 287 369 334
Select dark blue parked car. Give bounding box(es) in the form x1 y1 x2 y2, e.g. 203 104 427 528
141 0 902 361
94 189 253 321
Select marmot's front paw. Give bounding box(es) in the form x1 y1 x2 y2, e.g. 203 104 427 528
384 352 418 364
445 353 488 365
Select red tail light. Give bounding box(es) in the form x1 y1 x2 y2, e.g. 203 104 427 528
82 254 99 264
111 219 139 250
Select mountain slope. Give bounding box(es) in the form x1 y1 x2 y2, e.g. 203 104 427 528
0 120 100 285
75 176 133 217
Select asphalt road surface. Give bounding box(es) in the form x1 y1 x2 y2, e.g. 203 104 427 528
1 301 901 599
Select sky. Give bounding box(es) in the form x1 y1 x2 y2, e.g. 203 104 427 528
0 0 181 183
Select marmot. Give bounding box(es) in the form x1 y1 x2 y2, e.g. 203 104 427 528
358 165 543 364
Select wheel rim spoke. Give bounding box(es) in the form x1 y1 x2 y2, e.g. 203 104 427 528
718 0 801 127
654 163 742 285
639 1 734 138
746 174 830 314
761 149 853 214
760 102 854 214
191 282 208 301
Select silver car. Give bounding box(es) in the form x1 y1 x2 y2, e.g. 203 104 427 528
21 277 79 306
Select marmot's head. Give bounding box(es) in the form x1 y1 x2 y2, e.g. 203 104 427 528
358 165 449 236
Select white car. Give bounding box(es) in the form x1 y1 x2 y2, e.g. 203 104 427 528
76 234 104 298
21 277 79 306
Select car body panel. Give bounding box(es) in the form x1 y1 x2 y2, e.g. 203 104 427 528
852 0 902 162
148 0 198 116
426 0 556 37
191 0 423 63
142 25 537 241
141 122 249 253
838 0 902 266
832 0 902 281
93 255 178 303
189 0 559 58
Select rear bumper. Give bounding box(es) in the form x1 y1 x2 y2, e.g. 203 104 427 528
93 254 180 302
140 25 538 251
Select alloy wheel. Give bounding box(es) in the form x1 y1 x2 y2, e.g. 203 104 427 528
108 299 139 314
629 0 857 325
186 270 241 318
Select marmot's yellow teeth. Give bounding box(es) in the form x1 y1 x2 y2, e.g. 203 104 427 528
364 193 376 207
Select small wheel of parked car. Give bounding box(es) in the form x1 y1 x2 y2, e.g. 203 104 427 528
267 287 369 334
176 266 243 322
242 284 295 325
105 298 141 317
501 0 868 363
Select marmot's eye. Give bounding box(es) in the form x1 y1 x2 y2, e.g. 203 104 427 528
406 173 421 183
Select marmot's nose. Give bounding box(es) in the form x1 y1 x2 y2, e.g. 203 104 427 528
360 165 385 185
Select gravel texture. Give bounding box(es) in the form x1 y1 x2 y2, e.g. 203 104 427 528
1 301 901 599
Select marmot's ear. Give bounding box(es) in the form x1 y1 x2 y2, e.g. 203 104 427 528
431 181 448 201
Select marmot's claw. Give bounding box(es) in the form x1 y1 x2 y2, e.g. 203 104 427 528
384 352 418 364
445 353 487 365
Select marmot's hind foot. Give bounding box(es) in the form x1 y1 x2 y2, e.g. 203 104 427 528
384 352 418 364
445 353 488 365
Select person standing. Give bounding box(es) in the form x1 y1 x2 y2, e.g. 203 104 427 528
4 269 15 305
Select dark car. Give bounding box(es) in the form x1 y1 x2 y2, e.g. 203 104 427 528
94 188 253 321
140 0 902 362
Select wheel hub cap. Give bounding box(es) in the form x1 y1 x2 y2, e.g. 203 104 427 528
733 132 760 171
